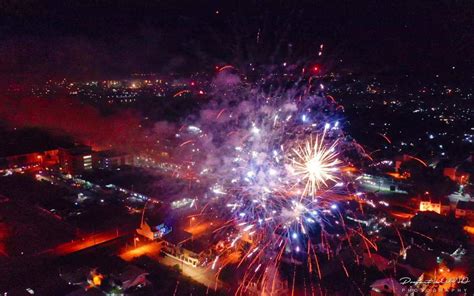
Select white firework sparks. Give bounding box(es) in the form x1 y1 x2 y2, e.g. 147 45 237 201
290 129 341 197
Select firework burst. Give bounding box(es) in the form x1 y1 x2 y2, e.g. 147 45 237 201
173 66 373 294
289 127 341 198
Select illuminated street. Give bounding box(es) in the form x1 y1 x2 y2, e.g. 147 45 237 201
49 230 126 256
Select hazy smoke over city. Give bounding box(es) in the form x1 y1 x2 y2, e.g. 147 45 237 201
0 96 151 152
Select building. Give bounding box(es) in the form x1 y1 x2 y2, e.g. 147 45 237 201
419 196 450 215
95 150 134 170
0 149 59 170
136 202 172 240
138 209 220 268
455 201 474 219
59 145 94 175
162 236 212 268
136 221 172 240
65 266 149 296
161 229 200 267
0 128 68 170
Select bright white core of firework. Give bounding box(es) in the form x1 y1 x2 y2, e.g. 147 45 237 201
291 132 341 197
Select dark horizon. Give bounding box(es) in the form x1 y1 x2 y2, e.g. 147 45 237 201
1 0 473 84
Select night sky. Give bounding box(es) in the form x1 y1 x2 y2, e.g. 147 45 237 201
1 0 473 83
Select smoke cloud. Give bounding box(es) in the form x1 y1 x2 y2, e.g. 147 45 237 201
0 95 152 152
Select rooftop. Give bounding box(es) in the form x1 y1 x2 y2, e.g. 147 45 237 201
163 228 192 246
181 237 210 255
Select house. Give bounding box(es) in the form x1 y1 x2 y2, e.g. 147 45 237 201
160 228 199 266
136 221 172 240
136 203 172 240
419 196 450 215
95 150 134 170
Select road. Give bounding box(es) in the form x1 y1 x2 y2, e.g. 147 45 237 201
120 241 163 261
41 229 129 256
